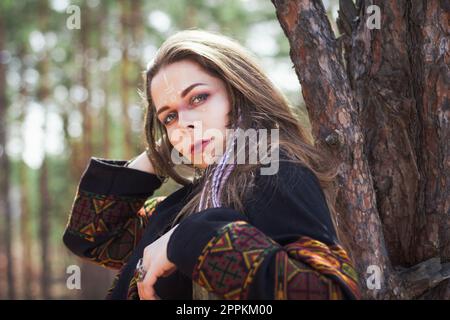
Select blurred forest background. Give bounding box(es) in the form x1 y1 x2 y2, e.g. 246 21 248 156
0 0 341 299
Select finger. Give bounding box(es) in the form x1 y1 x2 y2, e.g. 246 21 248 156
138 252 152 298
137 278 147 300
136 262 144 299
141 267 159 300
142 248 152 270
161 266 177 277
136 264 153 300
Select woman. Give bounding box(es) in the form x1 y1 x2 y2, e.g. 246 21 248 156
63 29 361 300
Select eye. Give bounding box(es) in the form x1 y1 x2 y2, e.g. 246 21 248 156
190 93 209 105
163 112 177 125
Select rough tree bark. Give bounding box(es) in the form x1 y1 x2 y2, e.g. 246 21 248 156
271 0 449 299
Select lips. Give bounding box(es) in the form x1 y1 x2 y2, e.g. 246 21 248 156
190 139 212 155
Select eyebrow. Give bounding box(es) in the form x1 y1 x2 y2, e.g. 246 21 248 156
156 82 207 116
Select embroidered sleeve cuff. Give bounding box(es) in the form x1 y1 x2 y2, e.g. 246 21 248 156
79 157 164 196
166 207 249 278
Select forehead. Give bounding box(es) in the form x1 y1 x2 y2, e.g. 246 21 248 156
151 60 215 107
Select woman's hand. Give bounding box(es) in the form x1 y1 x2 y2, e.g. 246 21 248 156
137 224 179 300
127 150 156 174
127 139 164 175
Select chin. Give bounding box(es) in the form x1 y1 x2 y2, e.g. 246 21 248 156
194 163 208 170
187 148 217 169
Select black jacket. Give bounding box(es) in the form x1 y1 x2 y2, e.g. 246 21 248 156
63 156 360 300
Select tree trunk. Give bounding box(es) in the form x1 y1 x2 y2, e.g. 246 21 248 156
0 10 16 300
35 1 52 299
120 0 133 158
272 0 449 299
77 3 115 299
38 158 51 299
100 1 111 158
17 44 34 299
19 160 33 299
79 3 92 160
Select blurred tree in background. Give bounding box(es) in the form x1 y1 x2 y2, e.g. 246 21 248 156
0 0 342 299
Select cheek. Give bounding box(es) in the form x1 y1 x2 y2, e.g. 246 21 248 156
167 128 192 155
204 94 231 130
167 128 184 150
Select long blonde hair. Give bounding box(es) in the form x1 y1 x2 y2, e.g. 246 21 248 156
143 29 345 247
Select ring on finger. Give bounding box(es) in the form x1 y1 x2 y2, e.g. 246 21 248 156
135 258 147 282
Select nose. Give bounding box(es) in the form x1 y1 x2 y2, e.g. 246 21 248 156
177 109 196 129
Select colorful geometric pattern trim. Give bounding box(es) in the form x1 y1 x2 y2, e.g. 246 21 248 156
283 236 361 299
274 249 345 299
125 197 167 298
127 271 140 300
192 221 360 300
66 190 166 270
192 221 281 299
104 258 140 300
103 196 167 299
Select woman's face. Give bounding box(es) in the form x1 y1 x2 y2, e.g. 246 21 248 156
151 59 231 169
